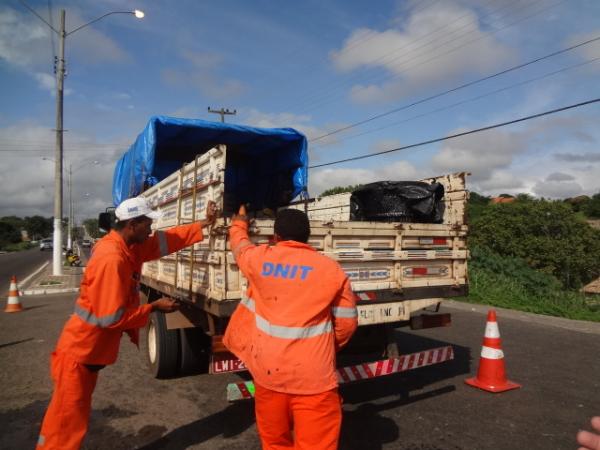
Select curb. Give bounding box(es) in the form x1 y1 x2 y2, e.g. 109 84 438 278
23 287 80 296
442 299 600 335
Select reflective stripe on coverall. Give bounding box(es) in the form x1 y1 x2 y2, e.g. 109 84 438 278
223 219 358 449
37 223 204 450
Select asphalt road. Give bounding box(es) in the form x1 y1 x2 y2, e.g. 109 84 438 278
0 294 598 450
0 247 51 299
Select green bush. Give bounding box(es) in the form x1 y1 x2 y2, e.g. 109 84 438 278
470 199 600 289
464 247 599 322
1 242 34 252
0 221 21 249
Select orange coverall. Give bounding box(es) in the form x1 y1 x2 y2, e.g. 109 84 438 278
224 219 358 450
36 223 203 450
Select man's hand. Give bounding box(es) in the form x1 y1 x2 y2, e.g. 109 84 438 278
578 417 600 450
151 298 179 313
232 204 248 222
200 200 218 228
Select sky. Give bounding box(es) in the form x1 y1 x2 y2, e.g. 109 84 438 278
1 0 599 222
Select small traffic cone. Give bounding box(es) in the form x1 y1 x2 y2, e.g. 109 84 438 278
4 276 23 313
465 310 520 393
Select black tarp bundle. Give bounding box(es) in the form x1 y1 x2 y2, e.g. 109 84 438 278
350 181 445 223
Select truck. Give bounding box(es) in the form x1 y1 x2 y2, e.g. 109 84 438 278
102 116 468 395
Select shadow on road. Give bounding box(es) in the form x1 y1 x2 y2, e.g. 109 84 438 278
340 385 455 450
24 304 49 312
339 330 471 406
133 402 255 449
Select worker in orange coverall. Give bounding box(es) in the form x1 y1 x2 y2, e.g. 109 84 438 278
36 196 217 450
224 205 358 450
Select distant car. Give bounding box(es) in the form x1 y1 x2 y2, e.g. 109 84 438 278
39 238 53 251
81 239 92 248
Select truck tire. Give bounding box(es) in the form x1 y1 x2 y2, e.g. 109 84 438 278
145 311 180 379
179 327 211 375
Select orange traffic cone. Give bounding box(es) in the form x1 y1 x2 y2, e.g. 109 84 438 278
465 310 520 393
4 276 23 313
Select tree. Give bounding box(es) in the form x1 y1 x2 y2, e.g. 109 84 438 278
320 184 363 197
0 216 24 231
0 221 22 248
467 191 490 222
82 218 101 239
582 193 600 219
470 199 600 289
24 216 52 240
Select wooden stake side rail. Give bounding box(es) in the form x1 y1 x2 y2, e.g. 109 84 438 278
226 345 454 402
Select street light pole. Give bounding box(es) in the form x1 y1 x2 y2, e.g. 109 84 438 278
67 163 72 250
52 9 65 275
19 3 144 275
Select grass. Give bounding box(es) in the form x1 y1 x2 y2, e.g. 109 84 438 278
459 247 600 322
39 280 64 286
0 242 35 252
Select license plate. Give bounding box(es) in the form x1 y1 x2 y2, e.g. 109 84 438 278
210 353 247 374
357 302 408 325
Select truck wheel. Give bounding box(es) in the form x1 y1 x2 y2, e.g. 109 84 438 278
145 311 180 379
179 327 211 375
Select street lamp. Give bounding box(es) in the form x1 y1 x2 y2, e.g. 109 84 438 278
21 4 144 275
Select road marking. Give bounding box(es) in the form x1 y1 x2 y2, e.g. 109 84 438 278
20 261 49 286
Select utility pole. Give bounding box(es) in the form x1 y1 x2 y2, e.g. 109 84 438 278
53 9 66 276
208 107 237 123
67 163 73 250
19 4 144 276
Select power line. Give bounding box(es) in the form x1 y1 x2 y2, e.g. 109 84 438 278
0 140 123 146
17 0 57 33
268 0 445 108
311 56 600 150
290 0 558 115
291 0 520 114
47 0 57 65
310 34 600 143
309 97 600 169
0 147 126 156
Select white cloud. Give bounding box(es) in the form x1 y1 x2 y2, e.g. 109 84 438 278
369 139 403 153
553 152 600 162
427 112 600 197
330 2 515 103
0 7 130 67
0 6 130 98
0 123 118 219
431 128 527 181
533 174 583 198
162 50 245 99
241 108 345 156
546 172 575 182
34 72 56 92
566 30 600 72
309 160 418 196
0 8 50 69
472 170 525 193
33 72 73 96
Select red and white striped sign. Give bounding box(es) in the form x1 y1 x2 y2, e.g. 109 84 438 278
336 345 453 382
226 346 454 401
355 291 377 301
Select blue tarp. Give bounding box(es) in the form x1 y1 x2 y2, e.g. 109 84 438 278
112 116 308 212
